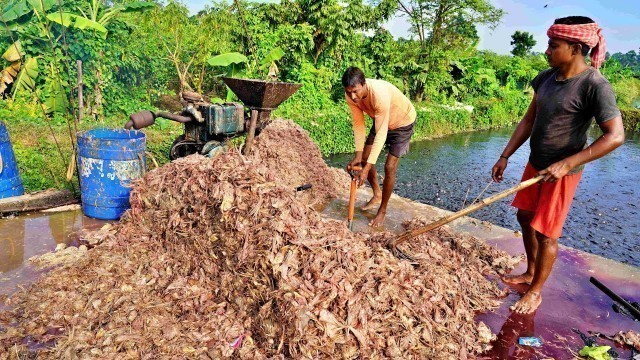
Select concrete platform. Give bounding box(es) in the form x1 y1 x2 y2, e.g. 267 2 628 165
322 187 640 359
0 189 78 216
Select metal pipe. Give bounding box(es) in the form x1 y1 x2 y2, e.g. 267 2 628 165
154 111 192 123
590 277 640 321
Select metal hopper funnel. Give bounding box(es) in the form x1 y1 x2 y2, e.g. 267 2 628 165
222 77 302 154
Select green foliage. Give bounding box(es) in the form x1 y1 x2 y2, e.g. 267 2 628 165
207 53 248 68
609 50 640 74
601 57 636 83
611 77 640 108
0 41 23 93
11 56 37 99
207 52 248 94
578 345 612 360
46 12 108 38
0 0 55 22
261 47 285 67
621 107 640 132
510 31 536 57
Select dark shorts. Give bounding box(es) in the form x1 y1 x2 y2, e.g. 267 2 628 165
365 122 415 158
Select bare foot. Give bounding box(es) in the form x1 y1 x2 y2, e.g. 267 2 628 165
502 272 534 285
509 291 541 314
361 196 382 211
369 211 386 227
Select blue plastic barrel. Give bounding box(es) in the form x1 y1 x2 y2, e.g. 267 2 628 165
0 122 25 199
77 129 146 220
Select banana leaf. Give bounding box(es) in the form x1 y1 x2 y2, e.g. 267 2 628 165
12 57 38 99
0 0 30 23
2 41 23 62
46 13 108 38
260 47 285 67
207 53 248 67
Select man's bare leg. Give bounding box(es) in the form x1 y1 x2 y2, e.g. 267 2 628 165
369 154 399 227
511 233 558 314
503 210 538 284
360 145 382 210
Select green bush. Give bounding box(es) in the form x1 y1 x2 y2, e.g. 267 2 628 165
413 105 472 138
611 77 640 109
621 107 640 132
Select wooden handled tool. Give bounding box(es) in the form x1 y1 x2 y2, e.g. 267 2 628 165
389 175 544 260
347 165 362 231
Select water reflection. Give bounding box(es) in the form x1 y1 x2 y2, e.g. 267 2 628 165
0 210 107 296
480 311 538 360
0 218 25 273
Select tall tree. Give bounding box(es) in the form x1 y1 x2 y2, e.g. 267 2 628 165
396 0 503 100
397 0 503 51
270 0 396 64
510 30 536 57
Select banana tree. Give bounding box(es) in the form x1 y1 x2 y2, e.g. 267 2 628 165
78 0 156 26
45 1 155 39
0 41 39 99
0 0 56 24
207 48 285 100
42 62 68 113
207 52 248 101
260 47 285 81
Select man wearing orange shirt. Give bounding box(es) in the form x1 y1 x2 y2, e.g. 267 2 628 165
343 67 416 227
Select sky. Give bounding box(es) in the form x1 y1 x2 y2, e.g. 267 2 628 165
184 0 640 55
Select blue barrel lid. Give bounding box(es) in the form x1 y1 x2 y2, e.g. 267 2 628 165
77 128 146 161
78 128 146 141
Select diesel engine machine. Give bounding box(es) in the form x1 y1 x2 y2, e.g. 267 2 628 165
126 77 301 158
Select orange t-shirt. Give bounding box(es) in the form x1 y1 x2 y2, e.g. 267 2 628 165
345 79 416 164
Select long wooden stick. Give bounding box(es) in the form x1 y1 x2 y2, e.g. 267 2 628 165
244 109 259 155
77 60 83 122
391 175 544 247
347 178 357 230
347 165 362 231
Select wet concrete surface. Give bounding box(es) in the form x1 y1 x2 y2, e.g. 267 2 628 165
325 188 639 359
327 127 640 268
0 209 106 297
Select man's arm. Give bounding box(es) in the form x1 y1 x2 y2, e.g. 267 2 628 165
365 98 391 165
347 99 367 168
356 98 390 185
539 115 625 181
492 94 537 182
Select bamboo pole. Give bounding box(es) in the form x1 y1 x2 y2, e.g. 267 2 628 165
391 175 544 248
77 60 83 122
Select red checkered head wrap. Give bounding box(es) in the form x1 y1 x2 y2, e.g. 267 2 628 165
547 22 606 69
